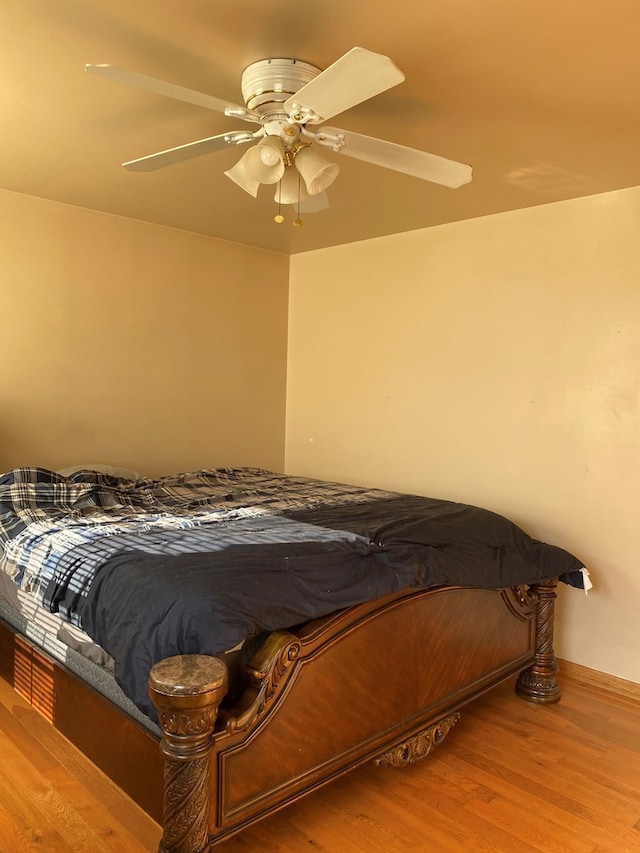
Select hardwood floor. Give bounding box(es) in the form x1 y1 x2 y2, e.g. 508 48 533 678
0 666 639 852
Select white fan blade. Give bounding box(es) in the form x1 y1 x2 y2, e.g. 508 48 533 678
123 131 254 172
320 126 472 188
283 47 404 123
85 64 246 115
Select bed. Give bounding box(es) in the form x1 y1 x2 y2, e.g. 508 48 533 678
0 465 587 852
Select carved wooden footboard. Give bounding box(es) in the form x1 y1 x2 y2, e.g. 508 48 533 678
0 579 560 852
148 579 559 852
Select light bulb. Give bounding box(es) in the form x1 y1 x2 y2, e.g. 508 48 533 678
260 147 281 166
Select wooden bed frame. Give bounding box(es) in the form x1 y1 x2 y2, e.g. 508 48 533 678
0 578 561 853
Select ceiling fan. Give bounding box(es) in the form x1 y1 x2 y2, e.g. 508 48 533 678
85 47 472 222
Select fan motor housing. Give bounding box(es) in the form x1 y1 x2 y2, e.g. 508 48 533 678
241 59 321 115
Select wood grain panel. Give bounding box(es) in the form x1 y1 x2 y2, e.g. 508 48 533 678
216 587 534 831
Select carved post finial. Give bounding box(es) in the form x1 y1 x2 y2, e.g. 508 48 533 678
516 578 561 704
149 654 228 853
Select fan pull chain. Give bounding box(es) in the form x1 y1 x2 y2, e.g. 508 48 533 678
274 180 284 224
293 172 303 227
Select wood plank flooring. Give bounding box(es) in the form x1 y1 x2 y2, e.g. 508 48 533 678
0 666 638 852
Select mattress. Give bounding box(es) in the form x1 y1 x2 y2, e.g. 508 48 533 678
0 571 158 733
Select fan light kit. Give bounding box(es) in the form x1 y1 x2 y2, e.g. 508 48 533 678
85 47 472 225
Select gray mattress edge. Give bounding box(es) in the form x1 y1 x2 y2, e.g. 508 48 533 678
0 597 160 736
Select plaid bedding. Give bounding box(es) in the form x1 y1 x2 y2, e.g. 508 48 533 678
0 466 394 545
0 466 395 619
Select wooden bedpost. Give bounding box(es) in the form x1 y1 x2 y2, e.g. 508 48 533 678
516 577 561 704
149 654 228 853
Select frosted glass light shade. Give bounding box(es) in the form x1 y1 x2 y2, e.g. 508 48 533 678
295 147 340 195
224 153 261 197
244 137 285 184
274 166 309 204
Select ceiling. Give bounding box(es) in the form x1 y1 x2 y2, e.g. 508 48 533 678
2 0 640 255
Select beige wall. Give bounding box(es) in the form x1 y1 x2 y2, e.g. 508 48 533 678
0 189 289 476
287 186 640 684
